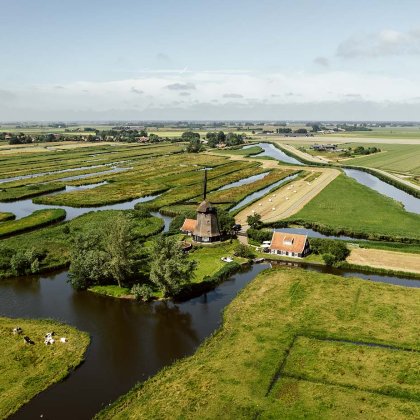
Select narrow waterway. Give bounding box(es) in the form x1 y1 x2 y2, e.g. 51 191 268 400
218 172 269 191
1 264 269 420
274 227 366 241
2 261 418 419
248 143 303 165
343 168 420 214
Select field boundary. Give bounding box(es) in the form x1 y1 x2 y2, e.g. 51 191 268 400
267 334 419 401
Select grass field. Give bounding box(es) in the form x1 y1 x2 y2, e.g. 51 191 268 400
344 143 420 175
288 174 420 241
0 317 89 419
0 209 66 238
97 267 420 419
189 241 247 283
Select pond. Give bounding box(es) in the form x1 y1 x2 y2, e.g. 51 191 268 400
343 169 420 214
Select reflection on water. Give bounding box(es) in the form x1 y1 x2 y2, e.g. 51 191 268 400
218 172 269 191
249 143 303 165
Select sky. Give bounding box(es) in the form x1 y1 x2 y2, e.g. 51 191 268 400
1 0 420 121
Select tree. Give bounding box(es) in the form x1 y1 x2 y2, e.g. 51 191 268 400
247 213 263 229
216 208 235 236
181 131 200 141
216 131 226 143
103 214 134 288
68 214 137 290
186 138 203 153
149 236 197 297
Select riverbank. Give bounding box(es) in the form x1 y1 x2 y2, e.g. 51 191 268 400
97 267 420 419
0 317 89 419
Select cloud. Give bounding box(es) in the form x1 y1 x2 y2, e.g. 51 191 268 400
314 56 329 67
337 28 420 58
165 82 196 91
2 69 420 120
131 87 144 95
223 93 243 98
54 85 65 90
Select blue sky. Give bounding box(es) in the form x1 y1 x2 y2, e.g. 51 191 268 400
2 0 420 120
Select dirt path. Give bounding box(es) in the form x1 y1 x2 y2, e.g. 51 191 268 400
347 248 420 274
368 168 420 192
234 167 340 227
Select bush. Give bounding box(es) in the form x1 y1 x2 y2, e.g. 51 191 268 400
9 248 43 276
234 243 255 259
322 253 336 266
310 238 350 264
247 228 272 244
131 283 154 302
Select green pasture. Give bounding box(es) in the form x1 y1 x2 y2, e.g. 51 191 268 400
97 267 420 419
0 317 89 419
343 143 420 175
288 174 420 241
0 209 66 238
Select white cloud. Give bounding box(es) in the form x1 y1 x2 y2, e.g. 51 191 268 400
337 28 420 58
313 56 329 67
2 70 420 120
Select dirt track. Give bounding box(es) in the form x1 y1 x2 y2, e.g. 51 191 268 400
234 167 340 227
347 248 420 274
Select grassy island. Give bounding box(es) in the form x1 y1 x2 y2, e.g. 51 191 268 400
0 317 89 418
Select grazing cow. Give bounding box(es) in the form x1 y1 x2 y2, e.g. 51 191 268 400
23 336 34 345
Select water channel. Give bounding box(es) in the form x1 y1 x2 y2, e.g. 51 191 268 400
343 168 420 214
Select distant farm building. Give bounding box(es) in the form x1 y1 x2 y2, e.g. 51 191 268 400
269 231 310 258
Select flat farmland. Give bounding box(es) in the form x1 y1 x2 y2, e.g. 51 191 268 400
288 174 420 241
97 267 420 419
343 143 420 175
347 247 420 274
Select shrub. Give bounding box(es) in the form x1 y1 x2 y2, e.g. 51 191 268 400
234 243 255 259
247 228 272 244
131 283 154 302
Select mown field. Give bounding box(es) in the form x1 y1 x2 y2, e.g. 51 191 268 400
97 267 420 419
0 317 89 419
344 143 420 175
288 174 420 241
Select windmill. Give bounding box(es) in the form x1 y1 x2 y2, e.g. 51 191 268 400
192 170 221 243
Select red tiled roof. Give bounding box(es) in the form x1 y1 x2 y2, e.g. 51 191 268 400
181 218 197 232
270 231 308 253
